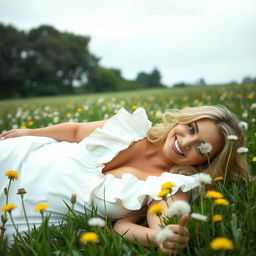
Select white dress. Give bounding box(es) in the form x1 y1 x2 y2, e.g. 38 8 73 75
0 107 200 238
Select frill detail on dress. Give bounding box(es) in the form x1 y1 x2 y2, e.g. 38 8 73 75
92 172 201 210
85 107 152 167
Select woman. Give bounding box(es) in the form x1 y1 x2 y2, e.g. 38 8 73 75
0 105 248 253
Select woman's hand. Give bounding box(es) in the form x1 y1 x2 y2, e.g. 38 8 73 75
155 214 190 255
0 129 31 140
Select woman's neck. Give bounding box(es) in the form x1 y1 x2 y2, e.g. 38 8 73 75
145 139 174 170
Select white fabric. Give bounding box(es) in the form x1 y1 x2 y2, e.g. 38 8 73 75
0 107 201 239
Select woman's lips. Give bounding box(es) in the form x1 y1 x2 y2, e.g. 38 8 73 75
172 137 184 156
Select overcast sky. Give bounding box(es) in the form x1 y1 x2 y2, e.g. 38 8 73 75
0 0 256 85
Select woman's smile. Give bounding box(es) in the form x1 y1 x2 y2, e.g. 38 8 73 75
172 137 184 156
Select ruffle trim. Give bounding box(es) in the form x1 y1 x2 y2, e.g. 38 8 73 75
85 107 152 167
91 172 201 210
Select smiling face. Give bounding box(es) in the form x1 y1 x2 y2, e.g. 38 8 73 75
163 118 223 166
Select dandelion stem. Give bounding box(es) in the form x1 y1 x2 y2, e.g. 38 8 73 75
224 143 233 185
20 195 30 234
5 179 12 205
8 212 19 235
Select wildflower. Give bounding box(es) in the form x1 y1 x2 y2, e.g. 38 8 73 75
250 103 256 110
71 194 77 204
149 204 164 216
1 204 17 212
161 182 175 190
80 232 99 244
195 173 212 185
247 92 254 100
88 217 106 227
237 147 248 154
157 189 170 198
5 170 19 180
197 142 212 155
210 237 234 250
227 135 238 141
242 111 248 119
20 125 27 129
34 203 48 212
28 120 34 126
17 188 27 195
213 176 224 182
239 121 248 130
167 200 191 217
214 198 230 206
252 156 256 162
205 190 223 199
132 105 138 110
76 107 83 112
190 213 208 222
156 227 174 243
212 215 223 222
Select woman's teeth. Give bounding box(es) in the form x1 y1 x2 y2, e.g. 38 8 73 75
175 139 183 155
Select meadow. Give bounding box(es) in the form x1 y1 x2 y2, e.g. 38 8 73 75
0 83 256 255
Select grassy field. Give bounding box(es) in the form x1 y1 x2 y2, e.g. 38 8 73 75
0 83 256 255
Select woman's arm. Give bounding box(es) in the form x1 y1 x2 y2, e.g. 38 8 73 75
0 120 106 142
114 189 190 253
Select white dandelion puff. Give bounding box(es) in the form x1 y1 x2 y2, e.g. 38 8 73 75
237 147 248 154
167 200 191 217
227 135 238 141
156 227 174 243
195 173 212 185
197 142 212 155
191 213 208 222
239 121 248 130
88 217 106 227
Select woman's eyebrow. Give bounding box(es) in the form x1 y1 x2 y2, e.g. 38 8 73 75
194 121 199 133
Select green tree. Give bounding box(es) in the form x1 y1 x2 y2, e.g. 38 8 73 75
0 24 26 98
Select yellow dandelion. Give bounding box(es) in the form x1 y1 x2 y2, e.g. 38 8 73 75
149 204 163 215
213 176 224 182
212 214 223 222
5 170 19 180
210 237 234 250
214 198 230 206
157 189 169 198
161 182 175 190
20 125 27 129
76 107 83 112
252 156 256 162
205 190 223 199
80 232 99 244
132 105 138 110
28 120 34 126
34 203 48 212
66 112 71 117
2 204 17 212
247 92 254 100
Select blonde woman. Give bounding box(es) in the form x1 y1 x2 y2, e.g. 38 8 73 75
0 105 249 253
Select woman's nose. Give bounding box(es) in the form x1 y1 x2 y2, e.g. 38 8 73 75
182 136 196 149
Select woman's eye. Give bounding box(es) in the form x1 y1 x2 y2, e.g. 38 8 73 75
188 123 195 134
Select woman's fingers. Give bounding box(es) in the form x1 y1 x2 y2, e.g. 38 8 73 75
0 129 27 139
181 213 189 226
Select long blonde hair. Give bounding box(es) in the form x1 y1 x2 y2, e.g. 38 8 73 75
147 105 249 181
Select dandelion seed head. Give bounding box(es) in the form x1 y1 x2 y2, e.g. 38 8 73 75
191 213 208 222
167 200 191 217
237 147 248 154
197 142 212 155
195 173 212 185
88 217 106 227
156 228 174 243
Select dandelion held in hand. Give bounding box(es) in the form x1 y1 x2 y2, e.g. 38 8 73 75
156 227 174 243
149 204 164 216
167 200 191 217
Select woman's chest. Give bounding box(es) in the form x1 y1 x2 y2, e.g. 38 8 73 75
102 139 164 179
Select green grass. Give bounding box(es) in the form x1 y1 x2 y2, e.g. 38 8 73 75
0 83 256 255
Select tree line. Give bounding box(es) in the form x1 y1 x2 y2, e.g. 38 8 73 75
0 24 165 99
